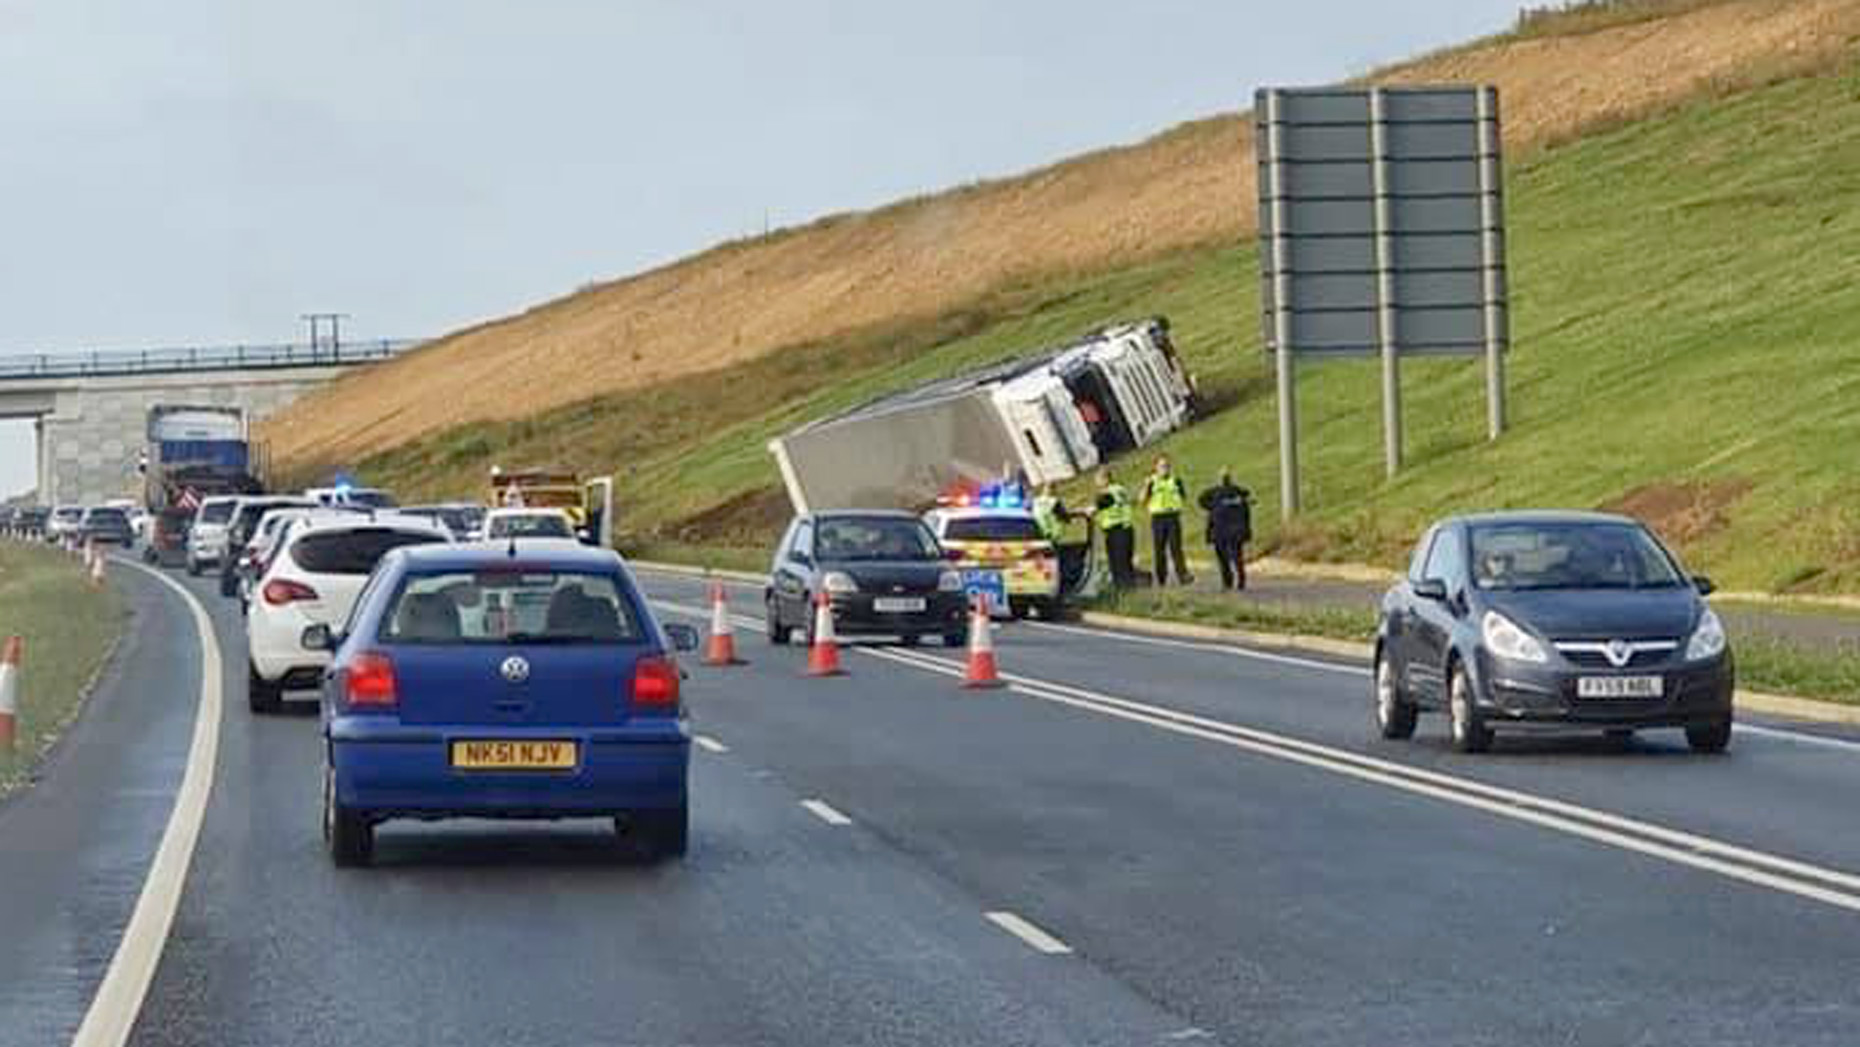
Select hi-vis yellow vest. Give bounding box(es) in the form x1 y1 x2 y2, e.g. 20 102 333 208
1097 484 1132 530
1147 475 1185 515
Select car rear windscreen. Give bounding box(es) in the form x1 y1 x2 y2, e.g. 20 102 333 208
199 502 235 524
488 514 573 539
86 509 129 525
290 528 445 575
382 570 642 644
944 516 1042 542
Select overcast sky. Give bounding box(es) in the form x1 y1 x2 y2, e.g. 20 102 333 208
0 0 1523 498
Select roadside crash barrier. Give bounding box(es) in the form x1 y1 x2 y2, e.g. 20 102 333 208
703 579 745 667
961 595 1003 690
0 635 20 753
805 589 846 677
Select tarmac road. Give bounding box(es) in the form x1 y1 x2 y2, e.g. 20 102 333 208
10 564 1860 1046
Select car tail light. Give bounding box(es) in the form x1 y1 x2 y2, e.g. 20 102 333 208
345 651 397 709
262 578 319 605
631 655 680 710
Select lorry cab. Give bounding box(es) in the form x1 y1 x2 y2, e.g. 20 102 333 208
1053 319 1196 457
992 371 1101 485
923 494 1061 620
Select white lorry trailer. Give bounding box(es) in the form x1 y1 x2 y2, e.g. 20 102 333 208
768 318 1195 513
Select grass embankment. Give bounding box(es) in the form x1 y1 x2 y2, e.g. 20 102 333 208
361 59 1860 595
1080 590 1860 707
0 543 126 798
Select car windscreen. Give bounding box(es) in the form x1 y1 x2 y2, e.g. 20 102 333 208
198 501 235 524
85 509 130 525
488 514 572 539
290 528 446 575
816 516 941 561
1469 522 1684 591
54 507 84 521
943 516 1043 542
381 570 643 644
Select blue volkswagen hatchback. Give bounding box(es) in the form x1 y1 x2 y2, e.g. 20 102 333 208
313 542 699 866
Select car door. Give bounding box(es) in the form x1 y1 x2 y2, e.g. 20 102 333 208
1384 527 1435 688
1407 524 1467 705
771 519 815 628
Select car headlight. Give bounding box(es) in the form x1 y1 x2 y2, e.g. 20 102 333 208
937 570 963 592
821 571 859 594
1686 607 1726 661
1482 611 1548 663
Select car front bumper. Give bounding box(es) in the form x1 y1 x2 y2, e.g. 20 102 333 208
825 592 968 637
329 720 689 818
1473 651 1734 728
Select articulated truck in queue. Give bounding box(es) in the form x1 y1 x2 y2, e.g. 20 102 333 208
767 318 1197 513
141 405 261 566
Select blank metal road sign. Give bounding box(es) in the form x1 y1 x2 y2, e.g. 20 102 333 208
1254 84 1510 512
1257 85 1507 358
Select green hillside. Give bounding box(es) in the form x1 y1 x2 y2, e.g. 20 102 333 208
362 60 1860 593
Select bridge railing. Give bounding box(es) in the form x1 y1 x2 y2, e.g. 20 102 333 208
0 339 422 380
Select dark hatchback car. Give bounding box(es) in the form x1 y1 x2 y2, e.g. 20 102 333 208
765 511 968 647
1375 512 1733 754
79 506 136 545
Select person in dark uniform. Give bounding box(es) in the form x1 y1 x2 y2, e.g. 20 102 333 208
1094 469 1138 590
1140 455 1192 587
1198 468 1252 591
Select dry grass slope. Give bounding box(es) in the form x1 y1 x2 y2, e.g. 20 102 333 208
263 0 1860 475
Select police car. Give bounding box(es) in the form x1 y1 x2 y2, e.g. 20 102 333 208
923 486 1061 619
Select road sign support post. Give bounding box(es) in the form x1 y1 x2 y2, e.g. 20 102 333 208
1369 88 1401 479
1265 90 1300 520
1478 86 1507 440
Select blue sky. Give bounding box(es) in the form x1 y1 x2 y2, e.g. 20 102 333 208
0 0 1523 497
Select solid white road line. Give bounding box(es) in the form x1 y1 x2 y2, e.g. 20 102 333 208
865 645 1860 914
984 911 1073 955
652 583 1860 908
694 734 730 754
800 799 854 826
72 562 224 1047
1736 722 1860 753
1025 618 1370 677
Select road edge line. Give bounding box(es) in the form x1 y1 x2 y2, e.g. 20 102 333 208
70 562 222 1047
635 563 1860 727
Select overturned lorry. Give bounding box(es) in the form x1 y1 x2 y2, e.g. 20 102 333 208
768 318 1197 513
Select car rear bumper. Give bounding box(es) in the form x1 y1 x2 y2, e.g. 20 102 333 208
329 721 690 817
1474 652 1734 727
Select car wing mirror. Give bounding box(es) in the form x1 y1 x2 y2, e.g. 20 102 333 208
1412 578 1449 602
300 624 337 652
1693 574 1716 596
664 622 700 653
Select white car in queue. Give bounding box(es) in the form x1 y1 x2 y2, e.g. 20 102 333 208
483 507 578 541
245 512 451 713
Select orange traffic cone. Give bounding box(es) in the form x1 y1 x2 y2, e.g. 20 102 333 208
703 580 745 666
805 589 846 677
0 636 20 753
962 595 1004 689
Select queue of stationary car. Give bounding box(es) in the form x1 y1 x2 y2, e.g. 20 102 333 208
125 485 701 868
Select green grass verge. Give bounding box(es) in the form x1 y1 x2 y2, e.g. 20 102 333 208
1734 636 1860 707
351 56 1860 596
1084 589 1378 644
0 543 128 798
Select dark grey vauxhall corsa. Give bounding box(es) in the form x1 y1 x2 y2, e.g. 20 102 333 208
1374 512 1734 754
